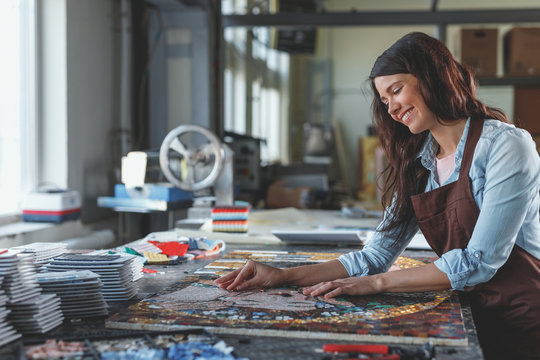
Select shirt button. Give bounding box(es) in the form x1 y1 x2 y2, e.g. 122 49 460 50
474 252 480 258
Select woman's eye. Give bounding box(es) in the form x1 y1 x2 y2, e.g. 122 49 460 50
393 87 401 94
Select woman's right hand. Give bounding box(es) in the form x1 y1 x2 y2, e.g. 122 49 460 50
214 260 284 291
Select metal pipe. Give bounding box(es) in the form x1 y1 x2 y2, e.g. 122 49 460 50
120 0 132 156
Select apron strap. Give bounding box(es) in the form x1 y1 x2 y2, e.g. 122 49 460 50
459 118 483 177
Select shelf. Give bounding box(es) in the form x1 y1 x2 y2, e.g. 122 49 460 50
222 9 540 28
478 77 540 86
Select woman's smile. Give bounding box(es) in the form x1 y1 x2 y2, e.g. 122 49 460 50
374 73 438 134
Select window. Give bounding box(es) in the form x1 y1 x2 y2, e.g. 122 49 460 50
223 26 290 163
0 0 37 216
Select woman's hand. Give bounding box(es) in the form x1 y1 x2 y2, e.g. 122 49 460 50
302 275 382 299
303 263 451 299
214 260 284 291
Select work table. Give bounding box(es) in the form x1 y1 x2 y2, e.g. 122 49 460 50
2 243 484 360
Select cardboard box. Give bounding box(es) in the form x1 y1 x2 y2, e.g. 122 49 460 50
458 29 498 77
266 180 313 209
514 86 540 135
505 27 540 76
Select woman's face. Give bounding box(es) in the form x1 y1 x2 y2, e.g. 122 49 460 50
374 73 437 134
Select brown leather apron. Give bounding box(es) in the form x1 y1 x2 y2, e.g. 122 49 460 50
410 118 540 360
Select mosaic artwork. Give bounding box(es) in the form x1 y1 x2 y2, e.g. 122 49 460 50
107 251 468 346
24 331 244 360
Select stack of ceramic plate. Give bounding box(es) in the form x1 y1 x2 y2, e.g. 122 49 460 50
36 270 108 319
0 275 21 346
2 252 41 303
9 293 63 334
11 242 67 267
43 254 138 301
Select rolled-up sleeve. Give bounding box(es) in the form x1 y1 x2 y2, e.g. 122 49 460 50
435 128 539 290
434 247 495 290
339 204 418 277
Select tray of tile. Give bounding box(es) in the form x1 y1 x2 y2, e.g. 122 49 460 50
22 329 247 360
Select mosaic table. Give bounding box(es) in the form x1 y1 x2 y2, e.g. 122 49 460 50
105 245 484 359
0 244 484 360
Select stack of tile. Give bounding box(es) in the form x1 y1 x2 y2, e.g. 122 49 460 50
43 254 138 302
1 250 63 335
36 270 108 319
0 275 20 346
211 206 250 233
9 293 63 334
89 250 144 282
11 242 67 267
2 252 41 303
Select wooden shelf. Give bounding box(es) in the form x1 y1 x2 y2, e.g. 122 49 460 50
478 76 540 86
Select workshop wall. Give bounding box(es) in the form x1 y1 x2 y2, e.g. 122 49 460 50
38 0 540 225
39 0 118 223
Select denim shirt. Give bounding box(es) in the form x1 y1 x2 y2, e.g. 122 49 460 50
338 118 540 290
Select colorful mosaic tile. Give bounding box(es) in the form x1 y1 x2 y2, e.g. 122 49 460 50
107 251 467 346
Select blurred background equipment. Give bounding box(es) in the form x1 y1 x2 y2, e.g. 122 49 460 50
224 131 264 204
159 124 234 206
22 187 81 224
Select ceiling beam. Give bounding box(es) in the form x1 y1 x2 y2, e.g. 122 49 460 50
222 9 540 28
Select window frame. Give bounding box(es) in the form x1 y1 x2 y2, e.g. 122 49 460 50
0 0 38 218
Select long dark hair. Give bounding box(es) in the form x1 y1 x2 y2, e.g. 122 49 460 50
369 32 508 243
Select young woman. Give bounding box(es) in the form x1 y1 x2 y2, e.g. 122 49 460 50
215 32 540 359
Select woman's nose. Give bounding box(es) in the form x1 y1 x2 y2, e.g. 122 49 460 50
388 100 399 115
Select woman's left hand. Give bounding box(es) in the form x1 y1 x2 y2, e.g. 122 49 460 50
302 275 381 299
303 263 451 298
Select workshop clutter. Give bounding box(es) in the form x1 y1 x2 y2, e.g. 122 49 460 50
21 189 81 223
0 234 230 342
23 330 245 360
0 242 148 337
211 205 250 233
263 162 333 210
125 231 227 265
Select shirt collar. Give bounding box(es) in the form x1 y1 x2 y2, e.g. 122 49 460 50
417 117 471 171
